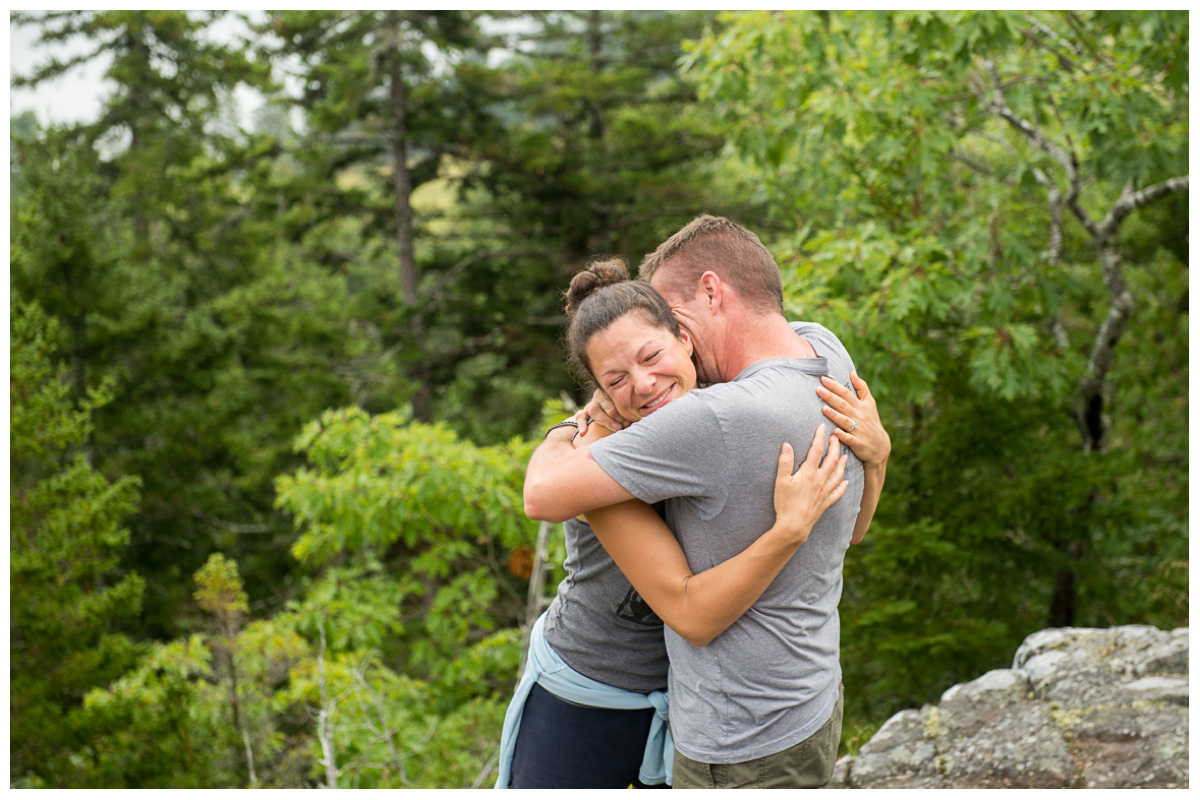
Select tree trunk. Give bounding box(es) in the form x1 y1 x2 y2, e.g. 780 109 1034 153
389 26 432 423
1049 177 1187 627
124 26 151 250
517 521 554 680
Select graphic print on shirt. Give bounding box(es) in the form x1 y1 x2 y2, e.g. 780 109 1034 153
616 586 662 626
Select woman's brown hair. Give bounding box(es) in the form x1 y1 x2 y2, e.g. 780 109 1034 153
563 258 681 384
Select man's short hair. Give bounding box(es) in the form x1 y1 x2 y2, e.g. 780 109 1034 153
638 215 784 314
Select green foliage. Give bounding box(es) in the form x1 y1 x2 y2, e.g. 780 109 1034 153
430 10 760 438
9 298 145 787
277 408 537 681
686 9 1188 734
79 593 312 787
77 516 524 787
9 8 1185 785
9 112 393 639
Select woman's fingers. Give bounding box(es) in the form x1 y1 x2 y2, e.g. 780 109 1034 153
805 423 828 467
819 374 877 420
816 447 848 512
849 371 872 400
818 376 854 411
820 436 842 478
819 373 888 468
572 408 590 436
583 389 628 433
822 403 857 434
820 374 854 399
776 441 796 483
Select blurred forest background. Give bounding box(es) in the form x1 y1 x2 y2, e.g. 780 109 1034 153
9 10 1188 789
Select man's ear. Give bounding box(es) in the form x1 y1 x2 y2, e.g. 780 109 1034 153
698 271 723 313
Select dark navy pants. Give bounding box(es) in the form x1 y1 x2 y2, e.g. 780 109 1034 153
508 682 668 789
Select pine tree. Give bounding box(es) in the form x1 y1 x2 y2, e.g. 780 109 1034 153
9 298 145 786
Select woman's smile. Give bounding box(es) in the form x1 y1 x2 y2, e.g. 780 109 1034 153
640 383 676 414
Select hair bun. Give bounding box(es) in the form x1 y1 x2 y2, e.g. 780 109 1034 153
564 258 631 317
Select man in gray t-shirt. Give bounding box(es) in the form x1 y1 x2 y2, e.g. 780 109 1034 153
589 320 863 766
524 215 886 788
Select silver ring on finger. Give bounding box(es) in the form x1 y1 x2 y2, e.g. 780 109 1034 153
849 420 858 432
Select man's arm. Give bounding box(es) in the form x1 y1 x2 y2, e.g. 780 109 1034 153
523 425 636 522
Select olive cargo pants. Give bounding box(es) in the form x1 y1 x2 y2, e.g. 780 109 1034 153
671 683 844 789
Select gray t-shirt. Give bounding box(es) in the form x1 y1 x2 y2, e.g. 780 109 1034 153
589 321 864 763
543 517 670 693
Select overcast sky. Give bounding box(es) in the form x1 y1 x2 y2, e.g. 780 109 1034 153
9 18 113 124
7 10 530 129
8 12 269 127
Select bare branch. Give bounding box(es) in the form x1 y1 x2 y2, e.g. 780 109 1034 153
1031 167 1064 269
1098 175 1189 238
193 510 274 535
1021 16 1083 73
978 131 1018 157
1063 12 1107 66
949 151 1009 182
470 747 501 789
518 521 555 680
315 622 341 789
350 659 411 786
1075 176 1186 452
984 59 1071 166
981 58 1097 237
1077 245 1133 453
1031 164 1072 353
242 729 259 789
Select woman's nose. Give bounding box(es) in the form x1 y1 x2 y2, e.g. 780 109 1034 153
633 370 655 395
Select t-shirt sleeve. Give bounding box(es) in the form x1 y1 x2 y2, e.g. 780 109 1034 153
588 393 729 517
792 320 857 376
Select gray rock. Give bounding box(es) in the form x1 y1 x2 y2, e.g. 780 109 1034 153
827 625 1189 789
845 708 942 788
937 702 1074 788
940 667 1031 708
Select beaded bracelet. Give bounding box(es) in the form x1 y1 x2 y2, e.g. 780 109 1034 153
545 420 579 438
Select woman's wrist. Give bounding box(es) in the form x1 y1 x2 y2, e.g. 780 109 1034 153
767 514 814 549
861 452 889 472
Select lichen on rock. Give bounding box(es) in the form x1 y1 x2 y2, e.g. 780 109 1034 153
827 625 1189 790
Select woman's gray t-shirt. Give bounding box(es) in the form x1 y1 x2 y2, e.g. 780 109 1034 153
543 517 669 694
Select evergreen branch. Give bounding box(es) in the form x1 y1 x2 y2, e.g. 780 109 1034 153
11 45 111 88
505 46 686 66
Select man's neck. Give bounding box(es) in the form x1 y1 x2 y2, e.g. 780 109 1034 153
720 314 815 381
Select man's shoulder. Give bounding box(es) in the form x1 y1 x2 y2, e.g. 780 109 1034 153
594 389 720 449
789 319 845 348
789 319 855 370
